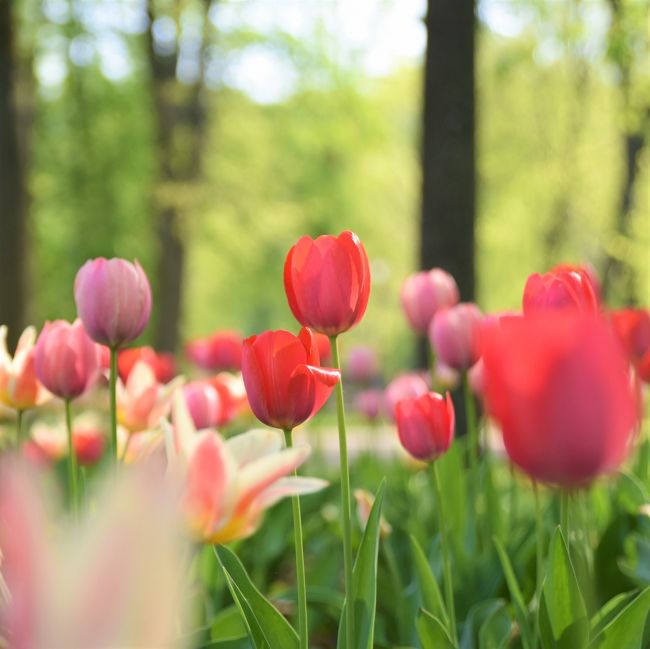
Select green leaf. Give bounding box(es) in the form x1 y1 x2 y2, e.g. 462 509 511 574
337 480 386 649
437 444 467 552
538 527 588 649
460 599 505 649
616 472 649 514
478 604 512 649
416 608 457 649
589 587 650 649
198 640 252 649
493 536 532 649
210 605 248 642
410 534 450 631
214 545 299 649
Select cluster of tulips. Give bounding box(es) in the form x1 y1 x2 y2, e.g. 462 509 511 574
0 230 649 649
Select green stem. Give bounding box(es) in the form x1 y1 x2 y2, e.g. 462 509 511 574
432 461 457 642
509 463 518 534
329 335 355 649
109 346 118 462
560 491 570 543
64 399 79 515
284 428 308 649
462 371 478 478
533 481 543 649
15 409 23 446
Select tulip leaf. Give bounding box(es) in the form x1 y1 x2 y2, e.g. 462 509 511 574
416 608 457 649
615 471 649 514
589 587 650 649
215 545 299 649
337 479 386 649
478 604 512 649
460 599 505 649
410 534 450 631
589 590 638 638
210 605 249 642
538 527 588 649
493 536 533 649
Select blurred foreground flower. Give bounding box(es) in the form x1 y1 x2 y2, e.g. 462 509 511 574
0 326 49 412
186 330 243 372
400 268 459 333
0 459 190 649
610 308 650 383
167 393 327 543
284 231 371 336
481 313 638 486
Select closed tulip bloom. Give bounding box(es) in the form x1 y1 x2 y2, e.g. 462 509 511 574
34 320 98 400
610 308 650 383
74 258 152 347
430 303 483 371
0 326 49 411
481 313 638 486
346 345 379 382
396 392 455 462
284 231 371 336
118 346 176 384
384 372 429 421
72 426 106 467
186 330 243 372
523 265 599 316
354 389 384 422
400 268 459 333
183 381 223 430
241 327 340 430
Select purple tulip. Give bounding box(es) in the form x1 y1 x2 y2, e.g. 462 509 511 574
74 258 152 348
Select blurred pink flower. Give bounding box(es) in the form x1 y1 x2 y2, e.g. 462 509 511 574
384 373 429 421
354 389 384 422
400 268 459 333
430 303 484 371
186 330 243 372
183 381 223 430
346 345 379 382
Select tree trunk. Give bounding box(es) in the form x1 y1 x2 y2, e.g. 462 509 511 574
418 0 476 368
146 0 210 352
0 0 27 350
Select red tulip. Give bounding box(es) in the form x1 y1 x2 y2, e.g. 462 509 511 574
241 327 340 430
186 330 243 371
73 427 105 467
430 303 483 371
481 313 638 486
314 333 332 364
396 392 455 462
610 308 650 383
384 372 429 421
34 320 98 400
118 346 176 384
523 265 599 316
284 231 371 336
400 268 459 333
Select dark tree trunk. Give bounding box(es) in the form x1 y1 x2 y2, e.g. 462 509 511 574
418 0 476 368
0 0 27 350
146 0 210 352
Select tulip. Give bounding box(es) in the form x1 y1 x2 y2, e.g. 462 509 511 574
74 258 152 348
241 327 340 430
481 313 638 486
314 332 332 364
118 346 176 384
209 372 249 426
384 372 429 421
395 391 455 462
117 360 183 434
346 345 379 382
183 381 222 430
400 268 459 333
354 389 384 422
429 303 483 371
185 330 243 372
0 325 49 414
167 393 327 544
28 417 105 467
610 308 650 383
523 265 599 316
284 231 371 336
34 320 98 400
72 426 105 467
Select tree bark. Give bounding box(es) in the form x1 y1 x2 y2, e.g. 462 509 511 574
146 0 210 352
418 0 476 368
0 0 28 350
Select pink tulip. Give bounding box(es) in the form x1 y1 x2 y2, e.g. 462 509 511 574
346 345 379 382
354 389 384 421
523 265 599 316
401 269 459 333
74 258 152 347
34 320 98 400
183 381 223 430
384 372 429 421
430 303 483 371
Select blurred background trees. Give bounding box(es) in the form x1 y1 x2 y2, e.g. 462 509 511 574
0 0 648 370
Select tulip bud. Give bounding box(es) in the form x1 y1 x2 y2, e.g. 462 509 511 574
183 381 222 430
346 346 379 382
73 427 105 466
400 268 459 333
354 389 383 422
384 372 429 421
395 391 455 462
430 303 483 371
74 258 152 348
34 320 98 400
284 231 371 336
523 265 599 316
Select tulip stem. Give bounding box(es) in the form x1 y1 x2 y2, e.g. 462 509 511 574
329 335 355 649
109 346 118 462
432 460 457 642
462 371 478 477
15 409 23 446
284 428 309 649
532 481 543 649
64 399 79 516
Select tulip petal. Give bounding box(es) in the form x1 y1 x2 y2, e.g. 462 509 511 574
255 476 329 509
225 428 284 467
